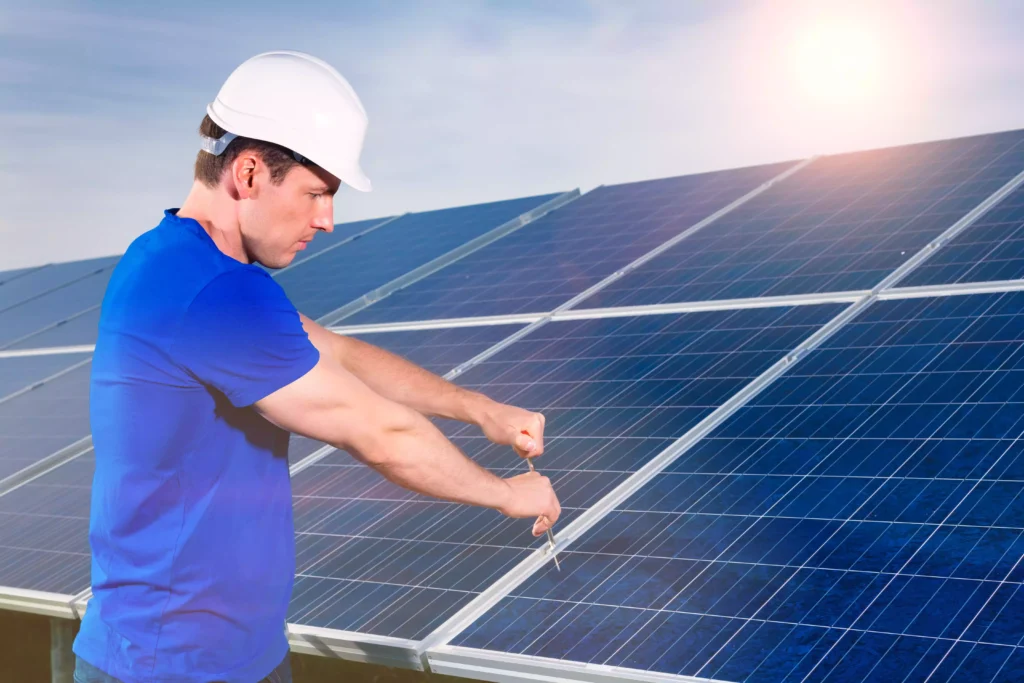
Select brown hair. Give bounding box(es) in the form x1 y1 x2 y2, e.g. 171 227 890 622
193 115 303 187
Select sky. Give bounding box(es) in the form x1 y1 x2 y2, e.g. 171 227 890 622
1 0 1022 271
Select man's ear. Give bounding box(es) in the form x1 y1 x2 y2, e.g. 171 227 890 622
231 153 260 200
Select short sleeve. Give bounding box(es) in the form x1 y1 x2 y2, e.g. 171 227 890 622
174 268 320 407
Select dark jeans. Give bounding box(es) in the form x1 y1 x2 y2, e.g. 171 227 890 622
73 654 292 683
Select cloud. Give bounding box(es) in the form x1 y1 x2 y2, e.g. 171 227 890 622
1 1 1022 270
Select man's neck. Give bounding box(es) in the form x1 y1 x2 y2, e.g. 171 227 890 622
177 182 250 264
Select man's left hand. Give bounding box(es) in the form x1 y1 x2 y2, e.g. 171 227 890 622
477 402 546 459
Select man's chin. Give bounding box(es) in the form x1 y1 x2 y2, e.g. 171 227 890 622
256 253 295 270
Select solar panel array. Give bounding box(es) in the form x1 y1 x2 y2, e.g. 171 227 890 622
453 292 1024 681
2 127 1024 683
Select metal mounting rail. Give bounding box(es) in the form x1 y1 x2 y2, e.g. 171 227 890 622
428 646 734 683
319 190 583 327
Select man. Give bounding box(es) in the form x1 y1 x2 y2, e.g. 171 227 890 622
72 51 560 683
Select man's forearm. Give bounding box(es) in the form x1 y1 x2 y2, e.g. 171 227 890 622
330 333 494 422
359 410 512 510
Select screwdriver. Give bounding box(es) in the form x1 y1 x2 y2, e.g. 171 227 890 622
521 431 560 571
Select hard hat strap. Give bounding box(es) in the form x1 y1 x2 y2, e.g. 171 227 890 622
200 131 310 166
200 132 237 156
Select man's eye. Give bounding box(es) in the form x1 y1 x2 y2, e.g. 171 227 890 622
310 193 323 199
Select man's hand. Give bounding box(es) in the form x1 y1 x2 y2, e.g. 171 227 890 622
477 402 546 459
499 472 561 536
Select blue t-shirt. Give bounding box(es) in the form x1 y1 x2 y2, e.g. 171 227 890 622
73 210 320 683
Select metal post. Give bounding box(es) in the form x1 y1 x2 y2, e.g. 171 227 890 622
50 617 75 683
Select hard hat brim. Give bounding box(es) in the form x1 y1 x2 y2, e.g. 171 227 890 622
206 103 372 192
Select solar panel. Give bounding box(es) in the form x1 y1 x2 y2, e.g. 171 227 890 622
578 129 1024 309
452 291 1024 682
900 181 1024 288
0 354 91 402
0 256 118 314
289 303 843 641
0 266 115 349
0 452 93 594
340 162 796 326
0 361 91 482
274 193 563 321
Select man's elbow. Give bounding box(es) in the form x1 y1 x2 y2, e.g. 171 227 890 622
339 406 421 468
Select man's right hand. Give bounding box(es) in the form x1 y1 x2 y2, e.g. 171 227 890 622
499 472 561 537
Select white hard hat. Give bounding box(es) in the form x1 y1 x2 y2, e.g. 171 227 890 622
203 50 372 192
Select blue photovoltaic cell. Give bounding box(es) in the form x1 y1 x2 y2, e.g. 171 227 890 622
287 324 524 465
0 354 91 402
258 216 390 274
288 304 841 640
456 291 1024 682
0 256 118 314
0 453 93 594
900 181 1024 287
341 162 795 325
0 265 115 350
0 265 42 285
579 128 1024 309
274 193 561 321
0 361 91 482
7 307 102 350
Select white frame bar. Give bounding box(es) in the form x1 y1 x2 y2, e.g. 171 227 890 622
551 290 867 321
881 278 1024 300
428 646 733 683
0 587 77 620
287 623 424 670
319 190 582 326
0 345 94 359
330 313 543 335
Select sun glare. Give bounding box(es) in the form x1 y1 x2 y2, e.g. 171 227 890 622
791 19 884 106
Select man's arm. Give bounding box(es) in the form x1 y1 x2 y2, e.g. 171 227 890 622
254 356 560 535
299 313 546 458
